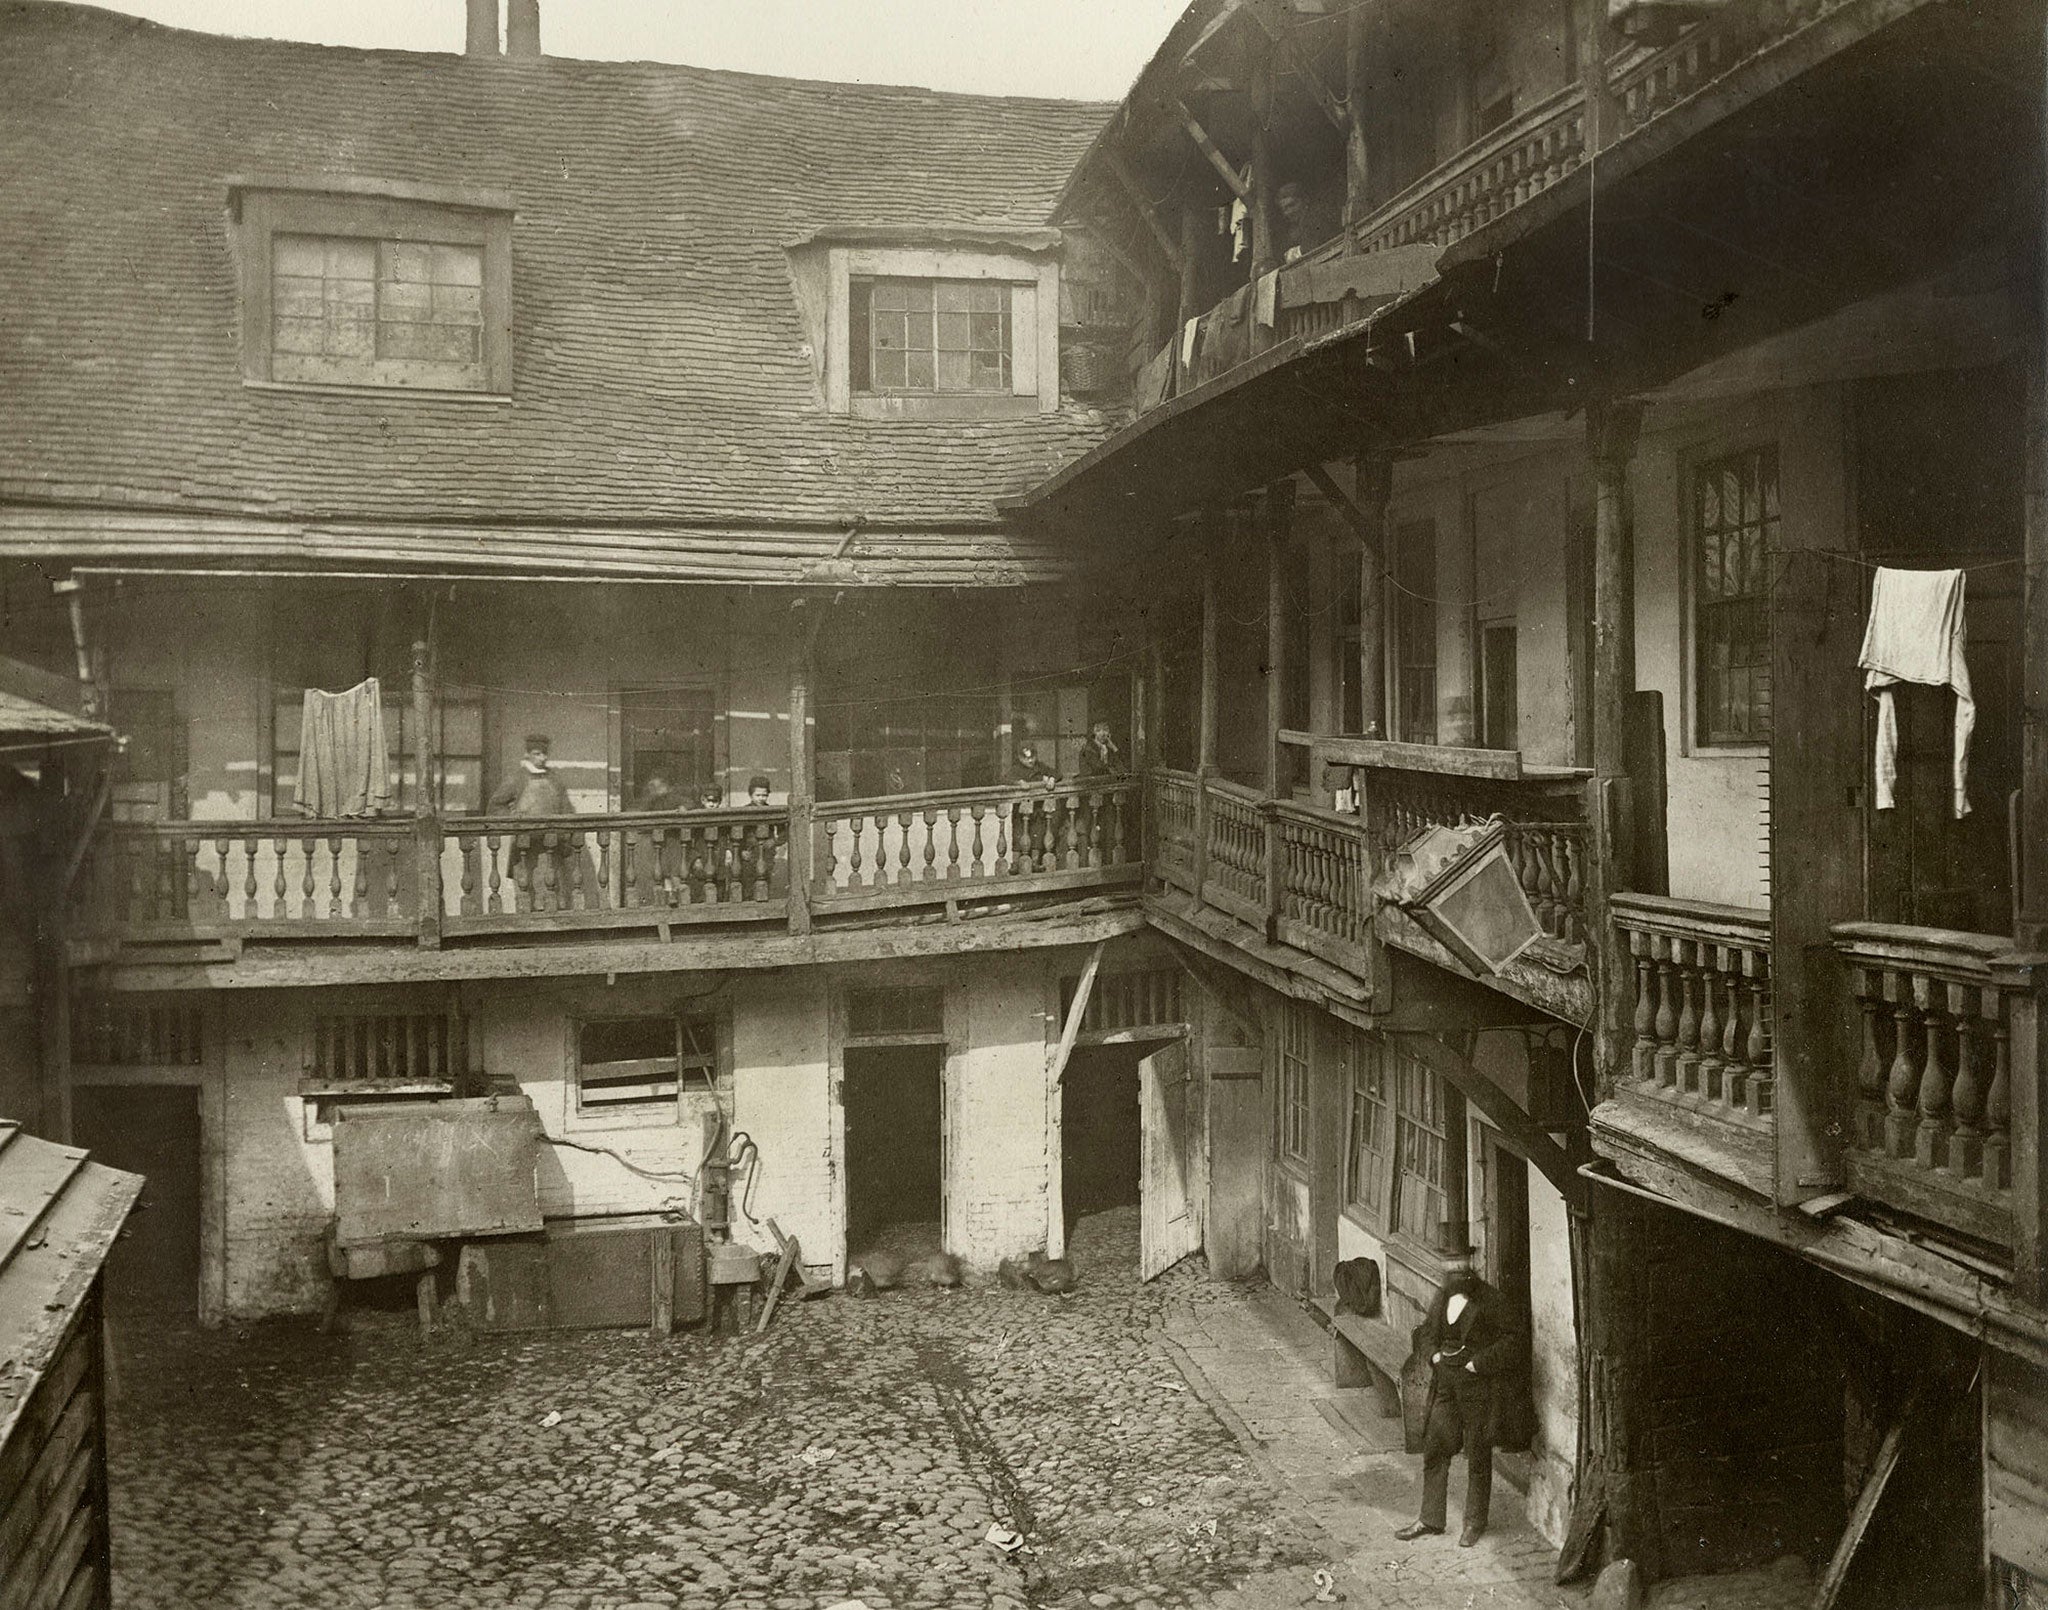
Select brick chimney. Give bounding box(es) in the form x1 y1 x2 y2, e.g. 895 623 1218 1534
506 0 541 59
464 0 498 57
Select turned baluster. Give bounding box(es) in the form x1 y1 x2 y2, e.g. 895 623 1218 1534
597 829 614 908
457 833 478 916
541 830 563 913
1673 940 1703 1094
1884 970 1921 1158
1629 928 1658 1080
1720 946 1747 1105
328 835 346 918
1107 790 1127 867
1652 937 1681 1086
1853 967 1887 1146
944 807 962 879
1911 974 1952 1171
1984 1008 2012 1189
1745 952 1773 1116
1947 981 1986 1182
1559 835 1583 943
1696 947 1725 1104
385 836 401 915
967 804 986 876
996 800 1015 875
484 834 503 914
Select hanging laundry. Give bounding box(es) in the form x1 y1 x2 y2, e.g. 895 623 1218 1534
295 677 394 818
1856 567 1973 819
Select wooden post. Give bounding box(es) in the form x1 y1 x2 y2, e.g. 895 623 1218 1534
1588 400 1643 1097
2005 957 2045 1304
1177 200 1205 335
1265 486 1291 936
1356 454 1391 740
34 762 71 1144
787 625 816 937
650 1225 676 1338
1342 1 1372 227
412 638 442 949
1579 0 1619 164
1438 1081 1471 1256
1195 521 1220 902
1248 52 1279 354
2021 43 2048 948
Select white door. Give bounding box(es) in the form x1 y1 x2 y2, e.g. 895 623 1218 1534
1140 1039 1199 1281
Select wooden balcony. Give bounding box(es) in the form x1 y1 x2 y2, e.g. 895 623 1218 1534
1836 923 2040 1254
1612 894 1774 1123
71 778 1144 954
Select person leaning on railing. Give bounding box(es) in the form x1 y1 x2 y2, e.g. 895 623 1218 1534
488 734 580 910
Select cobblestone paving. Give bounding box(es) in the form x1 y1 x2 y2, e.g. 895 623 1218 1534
107 1210 1339 1610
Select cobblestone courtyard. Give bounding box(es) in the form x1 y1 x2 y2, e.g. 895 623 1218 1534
106 1212 1343 1610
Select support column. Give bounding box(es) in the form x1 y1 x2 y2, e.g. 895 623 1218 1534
2021 26 2048 947
787 619 816 936
1342 2 1372 227
412 637 442 948
34 763 71 1144
1356 454 1391 739
1195 519 1220 900
1437 1081 1471 1257
1265 486 1291 936
1589 401 1644 1096
1249 53 1279 284
1177 202 1204 334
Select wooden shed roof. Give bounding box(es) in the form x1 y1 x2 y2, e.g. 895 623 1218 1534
0 1126 140 1451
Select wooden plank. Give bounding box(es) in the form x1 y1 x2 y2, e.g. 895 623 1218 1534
787 631 816 937
440 901 788 937
809 865 1140 914
1173 102 1252 202
1812 1392 1916 1610
0 1394 91 1581
1312 736 1522 778
1049 940 1106 1086
753 1233 799 1334
13 1477 90 1610
90 907 1150 991
0 1440 89 1610
649 1226 675 1339
1102 150 1183 271
0 1333 84 1526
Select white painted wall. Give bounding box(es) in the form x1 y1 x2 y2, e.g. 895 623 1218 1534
1525 1169 1577 1547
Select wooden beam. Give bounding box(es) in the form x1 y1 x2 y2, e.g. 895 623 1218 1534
1102 150 1184 272
1177 197 1206 332
60 771 109 895
1393 1030 1581 1210
1342 1 1372 227
1248 56 1279 282
787 609 819 937
1356 454 1391 741
2021 24 2048 950
1195 519 1221 897
1173 102 1252 203
1049 939 1107 1084
1301 463 1384 560
1264 485 1291 937
1812 1389 1921 1610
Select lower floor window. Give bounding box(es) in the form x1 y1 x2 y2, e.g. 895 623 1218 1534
1391 1047 1448 1243
1344 1030 1390 1227
576 1015 721 1115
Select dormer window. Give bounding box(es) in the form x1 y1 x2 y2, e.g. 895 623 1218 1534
852 278 1013 395
790 231 1061 419
232 179 514 396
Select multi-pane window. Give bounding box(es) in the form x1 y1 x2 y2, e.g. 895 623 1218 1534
1391 1047 1448 1243
852 277 1012 394
1393 518 1439 744
1277 1004 1311 1165
271 235 486 390
846 986 946 1040
71 998 205 1067
576 1016 721 1114
1693 446 1777 746
619 689 719 807
1344 1031 1389 1225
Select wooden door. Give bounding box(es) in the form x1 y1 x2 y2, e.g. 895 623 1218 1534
1139 1039 1199 1280
72 1084 201 1317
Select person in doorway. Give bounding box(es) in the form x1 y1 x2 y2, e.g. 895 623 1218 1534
746 775 773 807
1395 1253 1523 1548
1074 721 1122 780
630 767 684 905
634 767 683 813
1013 741 1059 865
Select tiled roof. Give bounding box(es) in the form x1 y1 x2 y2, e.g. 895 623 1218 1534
0 4 1117 534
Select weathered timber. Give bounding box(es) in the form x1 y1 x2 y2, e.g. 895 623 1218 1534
1173 103 1252 203
1049 939 1106 1086
1393 1032 1579 1209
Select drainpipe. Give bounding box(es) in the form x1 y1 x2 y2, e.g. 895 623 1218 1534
49 578 99 720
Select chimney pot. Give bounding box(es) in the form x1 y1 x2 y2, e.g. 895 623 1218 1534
506 0 541 59
464 0 498 57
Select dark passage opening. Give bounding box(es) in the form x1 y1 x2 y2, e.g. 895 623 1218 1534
1061 1042 1142 1239
73 1083 202 1318
843 1043 944 1259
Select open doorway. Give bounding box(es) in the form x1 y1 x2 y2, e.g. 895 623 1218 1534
1061 1043 1142 1239
843 1043 944 1269
1480 1137 1533 1453
73 1083 203 1319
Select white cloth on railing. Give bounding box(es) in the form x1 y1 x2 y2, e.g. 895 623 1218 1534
1857 567 1973 819
295 677 392 819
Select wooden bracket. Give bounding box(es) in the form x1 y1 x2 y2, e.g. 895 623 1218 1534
1301 462 1387 561
1172 101 1253 203
1103 151 1185 272
1391 1030 1582 1210
1049 939 1106 1085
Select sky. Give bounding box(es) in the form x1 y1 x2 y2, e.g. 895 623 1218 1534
78 0 1185 100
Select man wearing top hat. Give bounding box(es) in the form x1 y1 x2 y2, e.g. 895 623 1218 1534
1394 1249 1524 1548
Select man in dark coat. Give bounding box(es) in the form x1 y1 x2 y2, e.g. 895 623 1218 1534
1395 1256 1524 1547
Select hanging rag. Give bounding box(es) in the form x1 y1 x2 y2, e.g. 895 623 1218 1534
1856 567 1973 819
1254 268 1279 330
295 677 393 818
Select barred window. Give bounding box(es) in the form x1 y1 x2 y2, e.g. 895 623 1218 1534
307 1009 465 1091
1061 968 1183 1035
1277 1004 1311 1165
846 987 946 1040
1693 446 1777 745
71 998 204 1067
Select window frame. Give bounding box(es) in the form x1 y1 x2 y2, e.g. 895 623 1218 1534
570 1011 729 1129
1391 517 1439 745
823 245 1059 420
271 688 485 816
1688 443 1778 750
1343 1029 1392 1232
851 276 1015 397
1275 1003 1311 1169
1390 1045 1449 1245
236 186 513 397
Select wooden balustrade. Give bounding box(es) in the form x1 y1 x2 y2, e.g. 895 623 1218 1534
1275 802 1373 968
813 779 1140 914
1361 768 1589 944
1201 781 1268 925
1613 894 1773 1127
1836 922 2031 1247
1150 769 1199 890
76 821 421 937
444 809 786 931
